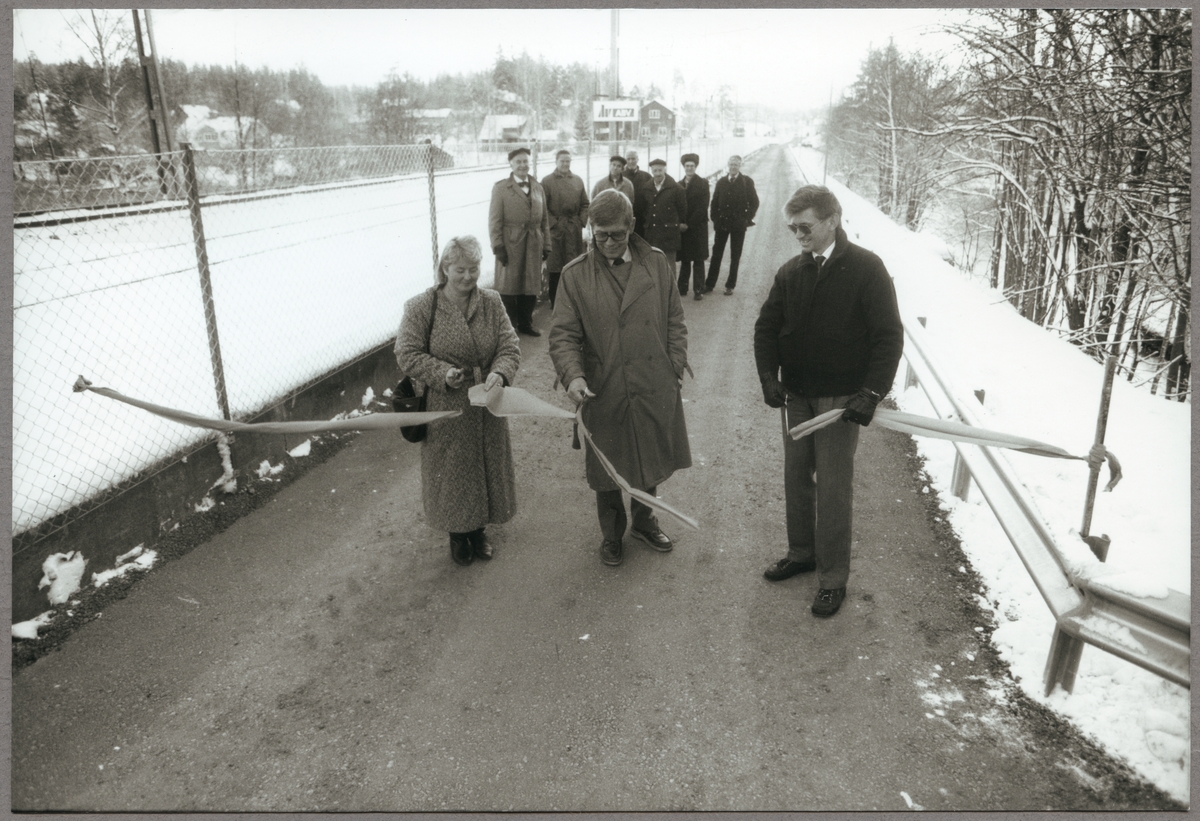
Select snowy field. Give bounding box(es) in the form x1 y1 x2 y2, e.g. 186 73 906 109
788 147 1190 802
13 138 770 534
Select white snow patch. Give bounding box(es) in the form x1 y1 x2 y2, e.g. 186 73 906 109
194 495 215 513
12 610 55 640
361 386 376 408
256 459 285 479
289 439 312 458
93 548 158 588
39 551 86 605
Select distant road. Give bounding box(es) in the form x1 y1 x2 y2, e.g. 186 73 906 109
11 144 1180 812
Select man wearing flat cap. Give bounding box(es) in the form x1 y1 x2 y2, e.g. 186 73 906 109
676 153 710 300
592 155 636 201
633 158 687 280
489 146 551 335
541 149 589 310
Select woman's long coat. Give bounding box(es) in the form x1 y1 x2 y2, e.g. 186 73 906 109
633 177 687 255
541 170 589 273
677 174 710 261
488 176 551 296
548 234 692 492
395 286 521 532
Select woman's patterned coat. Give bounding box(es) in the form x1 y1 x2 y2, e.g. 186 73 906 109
395 286 521 532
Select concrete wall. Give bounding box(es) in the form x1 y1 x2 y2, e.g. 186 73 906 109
12 343 402 623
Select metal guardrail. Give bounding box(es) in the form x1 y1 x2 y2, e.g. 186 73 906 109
902 317 1190 695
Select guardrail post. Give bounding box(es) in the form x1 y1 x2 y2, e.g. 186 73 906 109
180 143 231 421
1044 623 1085 695
951 389 986 501
426 143 438 271
904 316 926 389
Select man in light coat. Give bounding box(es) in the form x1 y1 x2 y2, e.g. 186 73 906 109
489 146 551 336
549 189 692 567
541 149 589 310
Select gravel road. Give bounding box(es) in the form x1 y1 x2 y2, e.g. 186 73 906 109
11 145 1180 812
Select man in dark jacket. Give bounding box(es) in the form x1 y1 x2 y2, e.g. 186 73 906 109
676 153 710 300
753 185 903 617
541 149 589 309
633 158 687 279
622 149 653 193
705 155 759 295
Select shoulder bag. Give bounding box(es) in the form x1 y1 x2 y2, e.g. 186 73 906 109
393 288 439 443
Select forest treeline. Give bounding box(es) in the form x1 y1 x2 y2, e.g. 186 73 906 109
826 9 1190 399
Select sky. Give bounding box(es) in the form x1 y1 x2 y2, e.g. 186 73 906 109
12 7 968 111
13 136 1190 803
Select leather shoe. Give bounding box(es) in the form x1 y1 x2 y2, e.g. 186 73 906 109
631 526 673 552
763 557 815 581
518 326 541 337
702 286 714 294
600 538 624 566
812 587 846 617
468 529 493 560
693 292 703 301
450 533 474 566
724 288 733 296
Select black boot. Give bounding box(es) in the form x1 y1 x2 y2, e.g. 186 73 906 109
449 532 474 566
518 295 541 336
468 527 493 560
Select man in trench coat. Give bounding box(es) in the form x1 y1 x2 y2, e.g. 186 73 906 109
549 188 692 567
676 153 710 300
541 149 589 310
489 146 551 336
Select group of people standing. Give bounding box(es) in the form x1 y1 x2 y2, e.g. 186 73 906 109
397 146 905 619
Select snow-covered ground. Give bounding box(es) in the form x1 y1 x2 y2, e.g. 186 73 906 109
13 137 770 534
788 146 1189 803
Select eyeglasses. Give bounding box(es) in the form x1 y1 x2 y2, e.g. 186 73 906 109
593 230 628 243
787 217 826 237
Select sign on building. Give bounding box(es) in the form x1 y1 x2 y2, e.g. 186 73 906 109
592 100 639 122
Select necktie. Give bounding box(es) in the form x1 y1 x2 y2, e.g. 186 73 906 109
814 254 825 271
612 258 624 266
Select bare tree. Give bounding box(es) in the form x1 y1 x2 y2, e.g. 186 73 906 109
61 9 139 149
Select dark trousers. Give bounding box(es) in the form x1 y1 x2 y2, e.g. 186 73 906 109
706 228 747 291
782 394 859 589
548 271 561 308
596 486 658 542
501 294 539 331
677 259 706 296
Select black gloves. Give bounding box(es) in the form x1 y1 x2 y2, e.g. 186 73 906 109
542 248 549 261
842 387 883 426
494 246 509 267
761 377 788 408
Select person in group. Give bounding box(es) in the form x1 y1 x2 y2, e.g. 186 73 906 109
541 149 589 310
633 158 687 280
705 154 760 296
592 155 636 201
489 146 551 336
676 153 710 300
549 189 692 567
622 149 652 193
753 185 904 616
396 235 522 567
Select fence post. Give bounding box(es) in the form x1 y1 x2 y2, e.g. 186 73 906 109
426 143 438 271
950 388 986 501
180 143 231 421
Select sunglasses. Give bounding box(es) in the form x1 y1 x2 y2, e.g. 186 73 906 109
594 230 628 242
786 218 825 237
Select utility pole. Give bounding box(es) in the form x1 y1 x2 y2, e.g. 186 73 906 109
609 9 620 155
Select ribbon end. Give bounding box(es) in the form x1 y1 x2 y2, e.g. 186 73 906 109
72 375 92 393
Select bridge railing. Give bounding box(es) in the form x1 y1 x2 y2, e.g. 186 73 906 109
901 317 1189 695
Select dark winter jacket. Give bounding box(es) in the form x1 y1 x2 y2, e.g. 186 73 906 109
633 176 687 254
710 173 759 233
753 226 904 398
676 174 710 262
622 167 652 192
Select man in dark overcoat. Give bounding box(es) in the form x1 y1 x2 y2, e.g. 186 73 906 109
622 149 652 193
633 158 687 279
549 189 692 567
541 149 589 310
705 154 760 296
676 153 710 300
753 185 903 617
488 146 551 336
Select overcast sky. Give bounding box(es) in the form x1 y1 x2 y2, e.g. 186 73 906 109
13 7 968 112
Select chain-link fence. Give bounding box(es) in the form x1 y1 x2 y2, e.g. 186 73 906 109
13 135 775 545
